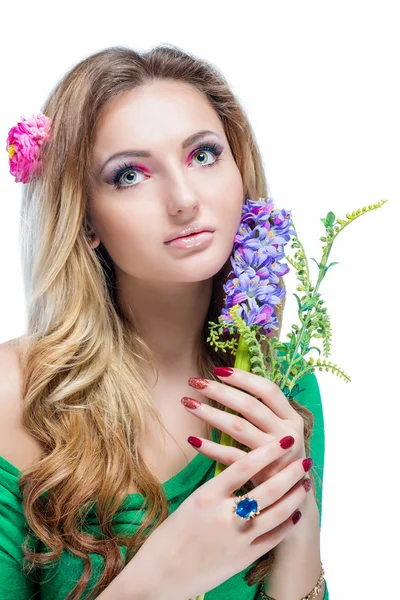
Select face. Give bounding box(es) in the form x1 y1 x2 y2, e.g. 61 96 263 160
89 80 244 286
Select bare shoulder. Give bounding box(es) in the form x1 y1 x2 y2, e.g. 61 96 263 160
0 336 42 472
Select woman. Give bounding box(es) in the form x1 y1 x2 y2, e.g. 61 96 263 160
0 44 327 599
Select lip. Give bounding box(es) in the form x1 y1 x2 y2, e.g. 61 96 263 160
164 223 215 243
165 231 214 250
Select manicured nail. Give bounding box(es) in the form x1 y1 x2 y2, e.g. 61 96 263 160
292 510 302 525
213 367 234 377
302 479 312 493
181 397 202 409
188 436 202 448
279 435 295 449
188 377 209 390
302 458 313 472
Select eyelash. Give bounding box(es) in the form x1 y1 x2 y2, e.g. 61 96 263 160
110 142 224 191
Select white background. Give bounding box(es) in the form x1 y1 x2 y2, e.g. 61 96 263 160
1 1 399 598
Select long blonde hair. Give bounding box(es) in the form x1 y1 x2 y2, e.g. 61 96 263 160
17 44 316 599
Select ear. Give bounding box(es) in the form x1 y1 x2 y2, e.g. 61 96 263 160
87 233 101 249
84 213 100 249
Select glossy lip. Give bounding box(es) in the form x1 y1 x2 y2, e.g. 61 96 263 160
165 231 214 249
164 222 215 243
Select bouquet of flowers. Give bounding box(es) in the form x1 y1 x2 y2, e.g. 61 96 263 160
192 195 387 600
205 195 387 477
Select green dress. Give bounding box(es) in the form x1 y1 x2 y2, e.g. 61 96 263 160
0 371 329 599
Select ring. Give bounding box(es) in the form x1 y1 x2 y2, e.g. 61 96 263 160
233 493 261 521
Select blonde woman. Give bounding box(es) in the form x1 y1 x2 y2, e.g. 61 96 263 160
0 45 327 600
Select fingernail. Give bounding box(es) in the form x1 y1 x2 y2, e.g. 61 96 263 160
279 435 295 449
292 510 302 525
181 397 202 409
188 377 209 390
213 367 234 377
188 436 202 448
302 479 312 493
302 458 313 472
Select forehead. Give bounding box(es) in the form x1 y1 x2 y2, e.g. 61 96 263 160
93 80 225 153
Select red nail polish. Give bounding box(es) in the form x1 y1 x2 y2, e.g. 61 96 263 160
302 479 312 493
181 397 202 409
279 435 295 449
188 436 202 448
292 510 302 525
188 377 209 390
213 367 234 377
302 458 313 472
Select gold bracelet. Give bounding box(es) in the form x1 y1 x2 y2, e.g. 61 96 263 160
259 562 325 600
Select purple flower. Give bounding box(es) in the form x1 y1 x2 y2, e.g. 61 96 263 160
220 197 295 335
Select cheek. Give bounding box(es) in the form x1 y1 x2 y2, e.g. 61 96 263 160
217 169 244 233
90 203 160 269
212 185 244 263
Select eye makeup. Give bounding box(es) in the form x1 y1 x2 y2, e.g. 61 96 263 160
108 141 224 191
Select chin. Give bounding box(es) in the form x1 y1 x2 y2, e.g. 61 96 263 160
180 253 232 284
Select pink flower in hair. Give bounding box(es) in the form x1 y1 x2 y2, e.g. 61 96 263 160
6 112 52 183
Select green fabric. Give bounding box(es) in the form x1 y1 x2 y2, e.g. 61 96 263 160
0 371 328 599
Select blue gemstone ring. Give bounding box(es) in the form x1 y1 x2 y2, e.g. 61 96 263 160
233 493 261 521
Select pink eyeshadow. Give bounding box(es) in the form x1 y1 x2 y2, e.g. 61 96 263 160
185 151 194 166
134 163 152 174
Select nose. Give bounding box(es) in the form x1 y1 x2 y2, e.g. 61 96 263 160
168 196 200 217
166 178 201 216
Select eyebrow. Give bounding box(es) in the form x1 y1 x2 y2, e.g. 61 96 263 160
97 130 223 177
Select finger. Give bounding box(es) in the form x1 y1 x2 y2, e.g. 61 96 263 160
250 480 306 549
213 367 293 420
187 379 279 434
249 503 303 558
188 435 247 465
183 399 270 450
208 435 295 496
252 455 313 511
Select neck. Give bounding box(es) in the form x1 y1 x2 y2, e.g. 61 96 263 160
115 270 213 376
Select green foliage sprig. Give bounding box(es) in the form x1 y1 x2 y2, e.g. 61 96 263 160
208 199 388 400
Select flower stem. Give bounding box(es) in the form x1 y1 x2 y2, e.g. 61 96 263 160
279 238 333 390
193 335 252 600
214 335 251 473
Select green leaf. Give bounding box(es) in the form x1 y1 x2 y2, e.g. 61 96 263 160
308 346 322 355
310 257 321 269
300 298 316 312
293 293 303 312
300 331 311 349
285 383 307 400
276 343 289 354
325 211 336 227
307 296 320 308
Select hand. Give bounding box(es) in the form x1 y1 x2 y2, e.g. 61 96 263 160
134 437 309 599
182 367 312 489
